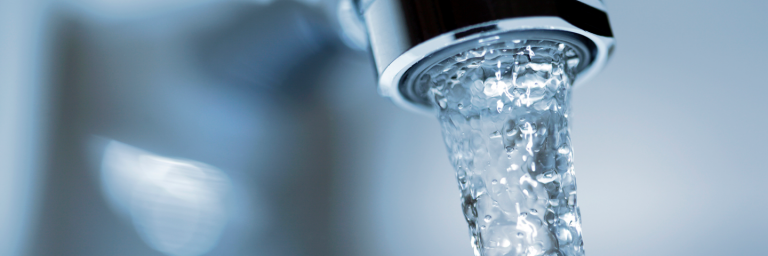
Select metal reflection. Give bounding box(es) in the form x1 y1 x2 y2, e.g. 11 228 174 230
100 140 231 256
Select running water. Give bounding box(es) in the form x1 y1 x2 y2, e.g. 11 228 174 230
423 40 584 256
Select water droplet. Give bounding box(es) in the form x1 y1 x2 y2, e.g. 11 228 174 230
491 179 498 185
536 171 557 183
517 232 524 238
520 212 528 217
531 209 538 214
496 100 504 113
457 103 464 109
484 215 492 221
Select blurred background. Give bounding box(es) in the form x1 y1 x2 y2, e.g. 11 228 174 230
1 0 766 255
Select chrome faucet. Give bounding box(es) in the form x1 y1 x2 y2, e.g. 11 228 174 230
351 0 615 112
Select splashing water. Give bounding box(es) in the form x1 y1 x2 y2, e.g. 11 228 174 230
423 40 584 256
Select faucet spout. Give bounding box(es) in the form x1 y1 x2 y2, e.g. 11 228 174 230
354 0 615 113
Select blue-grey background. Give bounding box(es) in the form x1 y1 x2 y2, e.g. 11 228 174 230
1 0 766 255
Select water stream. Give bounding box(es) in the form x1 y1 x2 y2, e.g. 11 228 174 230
423 39 584 256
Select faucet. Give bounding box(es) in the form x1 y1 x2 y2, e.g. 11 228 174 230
350 0 615 113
